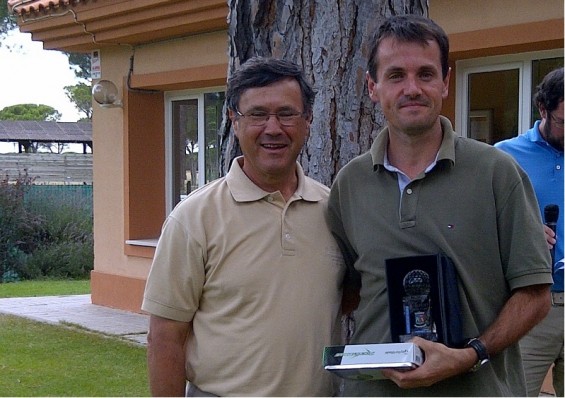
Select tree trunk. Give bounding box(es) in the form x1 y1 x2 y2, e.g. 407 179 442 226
220 0 428 186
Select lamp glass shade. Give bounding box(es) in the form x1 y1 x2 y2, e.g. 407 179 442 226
92 80 119 105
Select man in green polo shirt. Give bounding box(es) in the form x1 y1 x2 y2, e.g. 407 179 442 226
327 14 552 396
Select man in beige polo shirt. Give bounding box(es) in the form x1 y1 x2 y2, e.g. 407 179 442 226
142 57 346 396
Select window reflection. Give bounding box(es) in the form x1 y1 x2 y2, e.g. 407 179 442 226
171 91 225 207
467 69 519 145
466 57 563 145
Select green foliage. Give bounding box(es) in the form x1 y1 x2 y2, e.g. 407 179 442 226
0 103 62 121
21 187 93 280
0 0 17 38
63 53 93 120
23 240 94 279
65 82 92 119
64 52 91 81
0 314 149 396
0 171 45 282
0 172 93 282
1 5 91 119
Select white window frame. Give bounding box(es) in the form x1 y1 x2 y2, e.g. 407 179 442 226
455 49 563 138
164 86 225 214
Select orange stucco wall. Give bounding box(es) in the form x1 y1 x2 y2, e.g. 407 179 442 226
90 31 228 310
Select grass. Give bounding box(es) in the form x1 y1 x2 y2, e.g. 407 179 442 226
0 314 149 396
0 279 90 298
0 280 149 396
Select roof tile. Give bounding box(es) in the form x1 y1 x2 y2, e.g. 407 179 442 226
8 0 87 16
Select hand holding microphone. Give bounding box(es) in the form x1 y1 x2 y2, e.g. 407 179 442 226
544 204 559 264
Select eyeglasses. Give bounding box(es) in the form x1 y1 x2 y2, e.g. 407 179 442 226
549 113 564 129
235 109 307 127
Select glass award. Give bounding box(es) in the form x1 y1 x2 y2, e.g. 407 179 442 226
399 269 438 342
385 254 464 348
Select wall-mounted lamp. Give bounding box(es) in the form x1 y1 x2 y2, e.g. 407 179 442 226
92 80 123 108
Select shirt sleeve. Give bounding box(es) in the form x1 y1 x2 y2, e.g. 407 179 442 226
142 215 205 322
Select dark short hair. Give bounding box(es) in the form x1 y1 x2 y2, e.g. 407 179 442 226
533 67 564 113
367 15 449 81
226 56 315 115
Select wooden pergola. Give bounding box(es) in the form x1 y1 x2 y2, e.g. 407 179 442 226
0 120 92 153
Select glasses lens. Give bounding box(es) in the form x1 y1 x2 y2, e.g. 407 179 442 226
278 115 299 126
243 111 303 126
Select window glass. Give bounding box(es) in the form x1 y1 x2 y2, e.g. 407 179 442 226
456 50 563 145
204 92 225 185
172 99 198 204
467 69 519 144
169 90 225 209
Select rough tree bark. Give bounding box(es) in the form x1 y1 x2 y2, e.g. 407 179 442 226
220 0 428 186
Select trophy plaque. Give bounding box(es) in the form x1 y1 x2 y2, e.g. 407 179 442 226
385 253 464 348
323 343 424 380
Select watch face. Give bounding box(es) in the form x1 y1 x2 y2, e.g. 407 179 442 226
470 358 489 372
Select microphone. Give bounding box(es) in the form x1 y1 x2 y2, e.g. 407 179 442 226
544 204 559 264
544 204 559 234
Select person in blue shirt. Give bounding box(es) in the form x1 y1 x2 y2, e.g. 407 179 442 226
495 66 563 397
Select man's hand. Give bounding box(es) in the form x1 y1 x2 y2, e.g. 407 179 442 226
382 284 551 389
381 337 476 389
544 224 556 250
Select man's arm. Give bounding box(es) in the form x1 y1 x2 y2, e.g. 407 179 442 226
147 314 192 397
479 283 550 355
382 283 551 388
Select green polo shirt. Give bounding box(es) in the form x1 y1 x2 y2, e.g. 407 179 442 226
327 116 552 396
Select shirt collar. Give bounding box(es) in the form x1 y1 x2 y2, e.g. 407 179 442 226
529 120 546 143
370 115 456 170
523 120 564 154
225 156 324 203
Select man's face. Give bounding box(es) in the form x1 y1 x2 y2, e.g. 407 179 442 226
540 100 564 151
229 78 310 186
366 37 450 136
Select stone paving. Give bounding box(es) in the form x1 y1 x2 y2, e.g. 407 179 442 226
0 294 149 345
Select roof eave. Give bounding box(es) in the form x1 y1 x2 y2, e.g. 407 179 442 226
9 0 228 53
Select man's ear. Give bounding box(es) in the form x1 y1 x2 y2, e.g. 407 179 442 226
366 71 379 103
538 104 548 119
442 67 451 99
229 109 240 137
228 109 237 123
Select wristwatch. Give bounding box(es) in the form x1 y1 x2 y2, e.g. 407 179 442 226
465 337 489 372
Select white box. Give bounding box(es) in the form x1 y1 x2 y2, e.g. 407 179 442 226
323 343 424 380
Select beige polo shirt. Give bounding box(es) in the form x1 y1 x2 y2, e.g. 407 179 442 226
142 157 345 396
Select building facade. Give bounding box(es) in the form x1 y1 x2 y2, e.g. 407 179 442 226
8 0 564 312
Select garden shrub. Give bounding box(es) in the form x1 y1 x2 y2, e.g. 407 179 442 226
0 171 45 281
0 171 93 281
22 240 93 279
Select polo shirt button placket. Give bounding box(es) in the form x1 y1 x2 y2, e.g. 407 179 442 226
282 231 295 254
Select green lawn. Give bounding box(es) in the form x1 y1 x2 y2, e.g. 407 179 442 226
0 279 90 298
0 280 149 396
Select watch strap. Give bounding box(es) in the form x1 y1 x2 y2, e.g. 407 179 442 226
465 337 489 372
